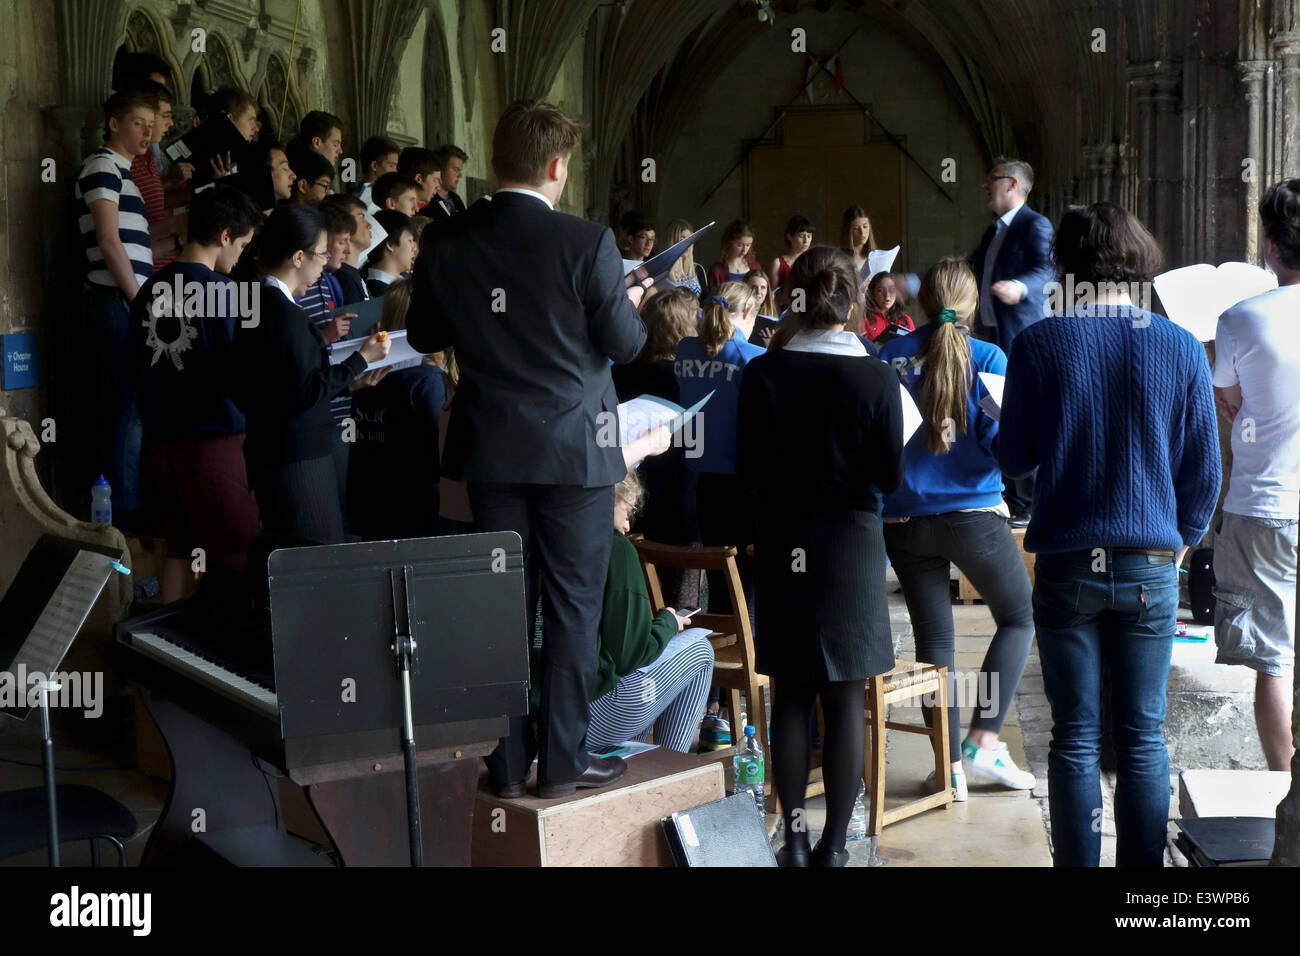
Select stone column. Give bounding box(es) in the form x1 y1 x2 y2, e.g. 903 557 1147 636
1127 63 1182 255
1238 61 1271 265
1274 34 1300 178
1081 141 1119 204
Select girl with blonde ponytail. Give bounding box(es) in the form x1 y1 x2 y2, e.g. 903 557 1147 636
876 256 1036 803
673 280 765 624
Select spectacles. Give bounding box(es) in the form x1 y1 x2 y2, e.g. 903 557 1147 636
313 179 333 191
308 249 330 260
985 175 1015 185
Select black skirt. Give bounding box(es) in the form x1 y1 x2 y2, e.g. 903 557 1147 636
753 509 894 682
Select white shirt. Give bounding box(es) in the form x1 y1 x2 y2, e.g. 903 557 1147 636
367 268 398 287
265 275 296 302
1213 283 1300 518
783 328 868 356
494 186 553 210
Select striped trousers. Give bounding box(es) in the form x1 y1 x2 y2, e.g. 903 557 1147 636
587 630 715 753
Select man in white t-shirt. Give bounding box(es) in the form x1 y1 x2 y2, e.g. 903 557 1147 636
1212 178 1300 772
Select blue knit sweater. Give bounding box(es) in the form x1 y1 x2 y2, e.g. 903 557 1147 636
879 325 1007 517
997 306 1221 554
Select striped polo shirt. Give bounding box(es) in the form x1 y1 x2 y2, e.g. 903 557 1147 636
75 146 152 291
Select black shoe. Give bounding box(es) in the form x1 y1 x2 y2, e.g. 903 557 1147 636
1009 515 1030 529
493 781 527 798
811 840 849 867
775 843 810 867
536 755 628 798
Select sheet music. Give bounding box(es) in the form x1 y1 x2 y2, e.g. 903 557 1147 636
1152 262 1278 342
11 551 115 674
328 329 424 371
867 246 900 279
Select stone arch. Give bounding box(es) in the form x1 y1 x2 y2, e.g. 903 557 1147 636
258 52 303 143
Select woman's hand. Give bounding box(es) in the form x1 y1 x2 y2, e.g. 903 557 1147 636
359 331 392 364
663 608 689 633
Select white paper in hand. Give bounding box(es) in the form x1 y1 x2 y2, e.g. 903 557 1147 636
899 382 923 445
977 372 1005 422
867 246 900 280
1153 262 1277 342
328 329 423 371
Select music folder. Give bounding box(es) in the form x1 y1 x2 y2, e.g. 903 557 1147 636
661 793 777 867
163 112 251 186
330 295 386 340
624 221 716 288
1174 816 1274 866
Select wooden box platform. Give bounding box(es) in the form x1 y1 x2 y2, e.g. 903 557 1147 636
471 749 725 866
958 526 1035 604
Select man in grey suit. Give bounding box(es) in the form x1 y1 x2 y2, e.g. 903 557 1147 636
408 100 649 798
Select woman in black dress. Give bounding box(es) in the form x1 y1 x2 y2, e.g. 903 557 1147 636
738 245 904 866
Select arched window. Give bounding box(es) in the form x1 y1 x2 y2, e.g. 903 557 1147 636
259 54 299 142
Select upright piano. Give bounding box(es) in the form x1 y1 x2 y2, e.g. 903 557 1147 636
116 534 529 866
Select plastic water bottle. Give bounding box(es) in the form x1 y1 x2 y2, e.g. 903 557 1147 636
91 475 112 525
846 780 868 841
732 724 765 815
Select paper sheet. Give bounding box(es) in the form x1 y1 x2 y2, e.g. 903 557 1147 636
899 382 923 445
977 372 1005 421
11 551 116 675
867 246 900 279
328 328 424 371
1153 262 1278 342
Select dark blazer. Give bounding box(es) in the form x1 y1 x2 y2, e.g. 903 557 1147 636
968 203 1056 354
738 349 903 513
427 190 467 221
407 191 647 488
233 282 365 471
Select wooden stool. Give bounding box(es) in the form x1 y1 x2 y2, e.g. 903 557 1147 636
864 662 954 834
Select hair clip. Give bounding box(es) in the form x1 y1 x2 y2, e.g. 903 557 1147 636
936 309 958 324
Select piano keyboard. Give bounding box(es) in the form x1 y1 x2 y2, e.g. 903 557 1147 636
128 631 279 719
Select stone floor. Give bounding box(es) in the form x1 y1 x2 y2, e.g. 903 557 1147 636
778 573 1054 866
0 563 1249 867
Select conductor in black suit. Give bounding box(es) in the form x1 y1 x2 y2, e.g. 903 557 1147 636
407 100 650 799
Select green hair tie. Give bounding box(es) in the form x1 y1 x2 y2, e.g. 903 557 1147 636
936 309 958 324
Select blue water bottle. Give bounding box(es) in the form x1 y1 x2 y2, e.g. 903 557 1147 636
91 475 112 525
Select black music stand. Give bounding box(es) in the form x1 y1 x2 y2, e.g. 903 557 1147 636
0 535 129 866
266 532 528 867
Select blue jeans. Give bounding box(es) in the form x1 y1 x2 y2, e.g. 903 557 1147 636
86 286 142 511
1033 548 1178 867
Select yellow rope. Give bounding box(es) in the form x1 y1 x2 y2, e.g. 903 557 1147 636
278 0 301 136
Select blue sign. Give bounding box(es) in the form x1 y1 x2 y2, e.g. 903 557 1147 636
2 333 39 390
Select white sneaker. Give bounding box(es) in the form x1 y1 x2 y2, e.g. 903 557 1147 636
923 768 968 801
961 738 1036 790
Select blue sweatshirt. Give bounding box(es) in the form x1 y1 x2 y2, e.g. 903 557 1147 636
674 328 765 473
997 305 1221 554
879 324 1007 517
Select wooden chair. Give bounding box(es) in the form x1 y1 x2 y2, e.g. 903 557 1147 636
630 539 767 755
864 661 954 834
